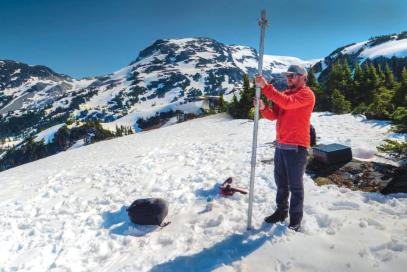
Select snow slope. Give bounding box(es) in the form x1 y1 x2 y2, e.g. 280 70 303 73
0 113 406 272
313 32 407 79
344 38 407 60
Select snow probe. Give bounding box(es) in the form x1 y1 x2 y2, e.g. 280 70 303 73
247 10 268 230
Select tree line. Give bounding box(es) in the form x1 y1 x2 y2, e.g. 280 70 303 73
0 121 133 171
309 60 407 133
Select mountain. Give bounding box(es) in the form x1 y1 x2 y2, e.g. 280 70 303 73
0 60 77 114
0 37 315 141
313 31 407 81
0 60 97 140
0 113 406 271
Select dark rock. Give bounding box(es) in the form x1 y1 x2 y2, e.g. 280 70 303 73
381 166 407 194
306 157 402 193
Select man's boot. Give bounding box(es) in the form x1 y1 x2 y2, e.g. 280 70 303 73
264 209 288 224
288 217 302 232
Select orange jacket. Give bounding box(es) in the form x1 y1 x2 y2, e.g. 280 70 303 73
260 84 315 148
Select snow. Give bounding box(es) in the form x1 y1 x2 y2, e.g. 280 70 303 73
102 100 204 132
0 138 23 150
229 43 319 75
70 78 97 90
230 45 258 72
11 68 21 76
34 124 65 144
311 113 393 163
3 78 40 96
0 113 406 271
263 55 320 73
341 41 368 55
162 116 179 128
360 39 407 59
195 51 217 60
68 139 85 150
230 45 254 60
84 66 133 109
170 37 196 45
315 60 328 79
339 37 407 61
220 75 235 91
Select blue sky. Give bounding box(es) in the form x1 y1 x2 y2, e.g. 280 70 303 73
1 0 406 78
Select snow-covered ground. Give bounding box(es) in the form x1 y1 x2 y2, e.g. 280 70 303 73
0 113 406 272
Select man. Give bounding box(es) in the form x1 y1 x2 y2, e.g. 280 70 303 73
255 64 315 231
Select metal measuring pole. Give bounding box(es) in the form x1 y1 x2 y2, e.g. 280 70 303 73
247 10 268 230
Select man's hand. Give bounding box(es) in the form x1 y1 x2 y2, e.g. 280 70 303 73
255 75 267 89
253 98 266 110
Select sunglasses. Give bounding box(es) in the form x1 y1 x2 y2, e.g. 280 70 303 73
286 73 298 79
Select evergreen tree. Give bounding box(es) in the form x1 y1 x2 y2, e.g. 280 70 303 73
218 94 227 113
248 107 256 120
237 74 255 118
319 62 337 111
324 62 342 96
227 93 240 118
115 125 123 136
352 102 368 114
331 89 351 114
377 64 386 87
307 69 319 90
377 139 407 159
307 69 323 111
392 67 407 108
365 87 394 119
341 60 353 102
362 63 382 105
352 63 364 107
54 126 70 150
243 74 251 91
391 107 407 132
384 64 396 89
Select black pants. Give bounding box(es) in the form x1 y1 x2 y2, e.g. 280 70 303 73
274 147 308 222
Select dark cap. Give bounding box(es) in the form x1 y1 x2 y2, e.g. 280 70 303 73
283 65 308 77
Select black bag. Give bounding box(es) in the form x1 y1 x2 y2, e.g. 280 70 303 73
127 198 169 226
310 124 316 147
312 143 352 165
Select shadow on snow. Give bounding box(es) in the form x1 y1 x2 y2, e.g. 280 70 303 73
101 206 158 237
150 224 287 272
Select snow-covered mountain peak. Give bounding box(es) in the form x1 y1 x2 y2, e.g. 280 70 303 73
0 37 316 146
133 37 227 64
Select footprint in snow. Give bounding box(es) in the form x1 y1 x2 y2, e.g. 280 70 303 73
328 201 360 211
